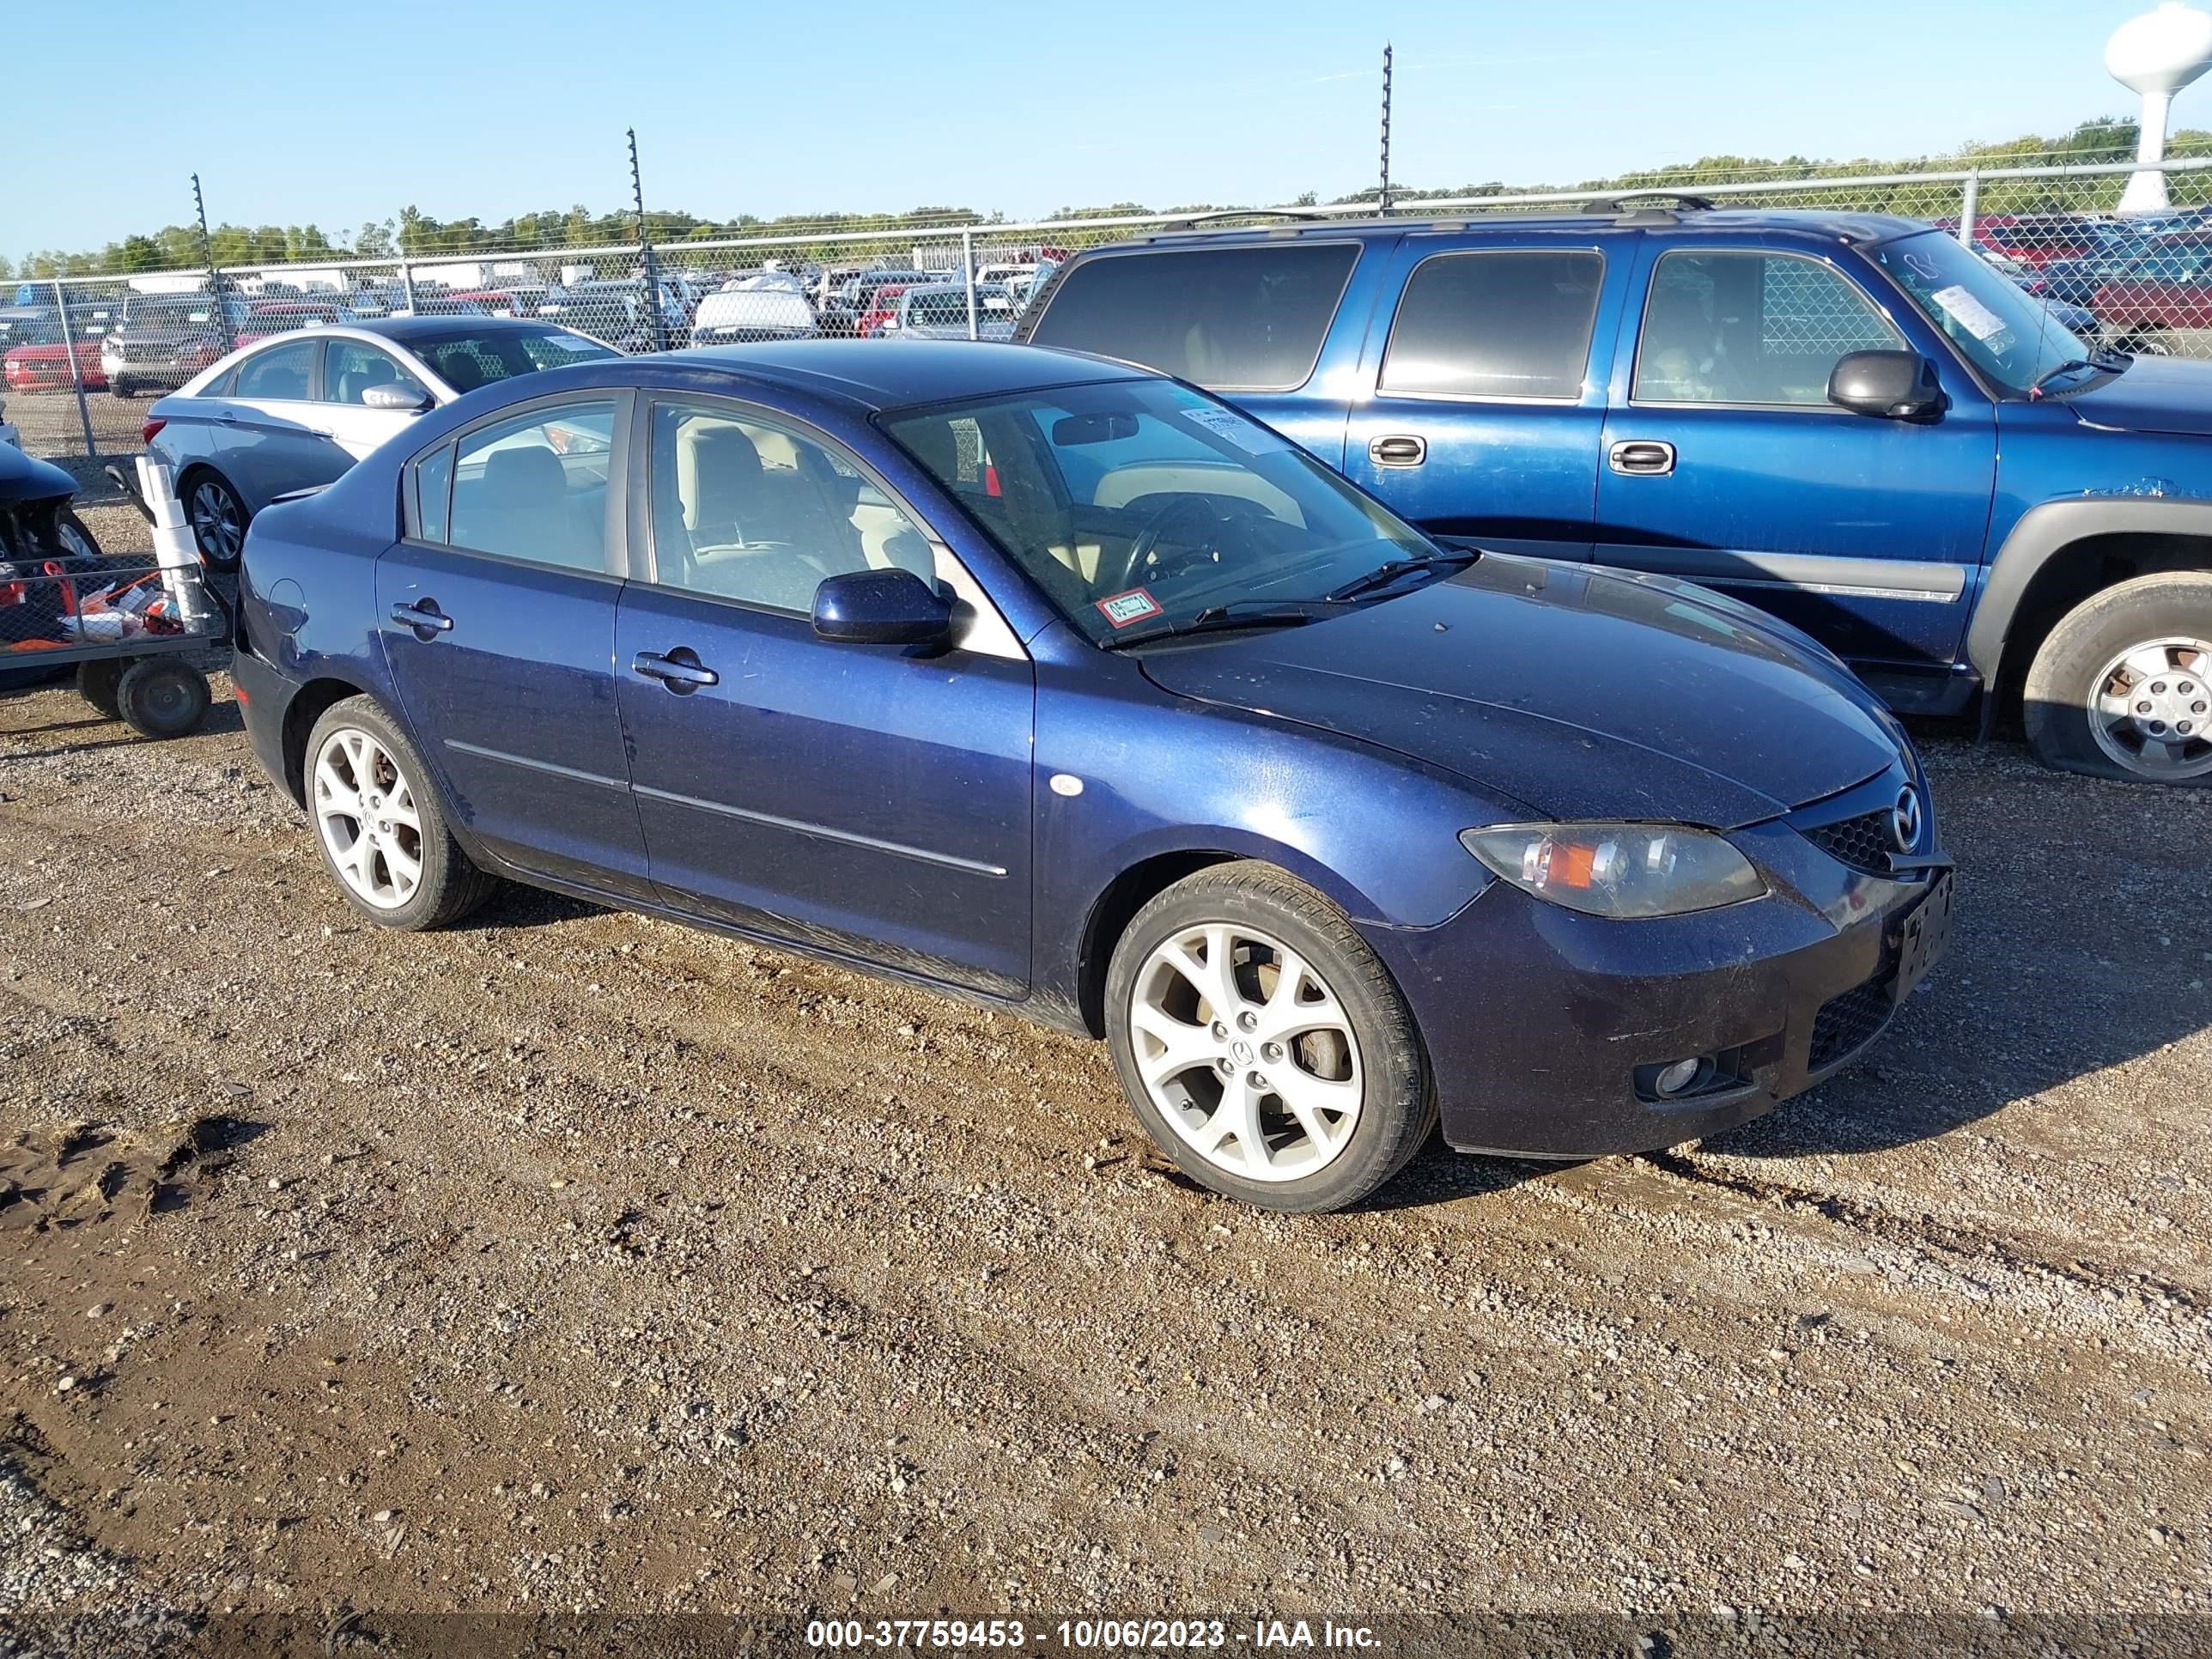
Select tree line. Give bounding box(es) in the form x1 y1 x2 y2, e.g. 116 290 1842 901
8 117 2203 281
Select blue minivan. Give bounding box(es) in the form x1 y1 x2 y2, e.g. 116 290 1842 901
1019 203 2212 786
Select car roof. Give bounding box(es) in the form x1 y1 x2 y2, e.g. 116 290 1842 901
655 339 1146 408
1078 206 1935 250
352 315 579 345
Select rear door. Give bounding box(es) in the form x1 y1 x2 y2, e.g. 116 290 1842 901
1342 233 1635 556
377 393 653 898
1021 239 1373 466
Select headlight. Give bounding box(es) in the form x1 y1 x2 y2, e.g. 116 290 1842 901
1460 822 1765 920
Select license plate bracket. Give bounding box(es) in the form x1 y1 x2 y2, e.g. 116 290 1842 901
1890 871 1954 1006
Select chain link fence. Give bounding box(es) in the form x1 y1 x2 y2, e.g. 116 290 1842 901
13 155 2212 473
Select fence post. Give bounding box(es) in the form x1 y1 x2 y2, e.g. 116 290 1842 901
398 254 416 316
52 279 100 462
629 129 668 353
961 228 979 341
1957 168 1981 252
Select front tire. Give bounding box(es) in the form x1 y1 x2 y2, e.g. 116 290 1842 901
1103 862 1434 1213
304 696 498 929
2022 572 2212 783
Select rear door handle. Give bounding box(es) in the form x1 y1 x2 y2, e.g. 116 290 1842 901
1367 434 1427 468
389 599 453 634
632 648 719 691
1608 439 1676 477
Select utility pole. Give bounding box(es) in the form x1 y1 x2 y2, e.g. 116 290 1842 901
192 173 234 353
629 128 668 353
1378 43 1394 214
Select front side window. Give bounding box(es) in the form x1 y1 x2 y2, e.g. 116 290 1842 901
1381 249 1603 399
1869 230 2096 398
323 339 428 406
446 400 617 574
1632 251 1903 406
886 378 1431 647
648 401 935 614
411 328 617 394
1027 243 1360 390
232 339 319 401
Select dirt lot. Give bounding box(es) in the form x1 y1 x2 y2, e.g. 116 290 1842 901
2 505 2209 1655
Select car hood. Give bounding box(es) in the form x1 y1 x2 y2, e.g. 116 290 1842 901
2066 353 2212 437
1138 556 1903 829
0 441 77 505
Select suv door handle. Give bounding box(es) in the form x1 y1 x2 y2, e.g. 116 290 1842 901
389 599 453 634
1367 434 1427 468
1608 439 1676 477
632 648 719 691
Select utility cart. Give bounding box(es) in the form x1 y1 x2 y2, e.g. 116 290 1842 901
0 446 228 739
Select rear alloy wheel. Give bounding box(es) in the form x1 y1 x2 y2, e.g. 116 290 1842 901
1105 863 1433 1212
185 474 247 571
2023 572 2212 783
305 696 497 929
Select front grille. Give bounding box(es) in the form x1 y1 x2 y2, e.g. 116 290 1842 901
123 343 179 365
1808 977 1893 1073
1802 803 1911 874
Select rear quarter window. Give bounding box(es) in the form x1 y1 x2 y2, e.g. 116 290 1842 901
1026 242 1359 391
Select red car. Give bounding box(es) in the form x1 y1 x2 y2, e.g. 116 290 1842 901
1972 214 2109 270
856 286 910 338
1 311 109 392
2091 232 2212 353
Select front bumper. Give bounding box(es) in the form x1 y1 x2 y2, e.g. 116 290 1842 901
1381 806 1949 1159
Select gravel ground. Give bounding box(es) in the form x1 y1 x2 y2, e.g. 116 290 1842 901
0 520 2208 1655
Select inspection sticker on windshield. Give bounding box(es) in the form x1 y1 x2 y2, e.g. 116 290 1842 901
1180 405 1281 453
1096 587 1164 629
1929 283 2010 343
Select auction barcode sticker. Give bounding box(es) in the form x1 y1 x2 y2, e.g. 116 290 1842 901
1095 587 1164 628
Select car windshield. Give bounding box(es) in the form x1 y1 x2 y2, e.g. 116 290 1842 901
1870 230 2100 397
410 329 617 391
884 378 1435 647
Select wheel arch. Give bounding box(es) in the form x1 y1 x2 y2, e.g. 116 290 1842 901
279 675 380 809
1968 498 2212 690
1073 848 1244 1037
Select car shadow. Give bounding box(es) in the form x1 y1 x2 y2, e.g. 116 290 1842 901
0 693 244 760
453 883 611 933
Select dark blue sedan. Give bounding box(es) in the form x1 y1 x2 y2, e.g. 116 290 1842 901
231 341 1952 1212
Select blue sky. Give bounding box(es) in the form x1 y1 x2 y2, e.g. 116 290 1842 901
7 0 2191 258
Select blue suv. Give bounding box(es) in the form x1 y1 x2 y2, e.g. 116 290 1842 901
1019 202 2212 785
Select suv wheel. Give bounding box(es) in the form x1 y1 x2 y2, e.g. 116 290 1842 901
304 696 499 928
2023 572 2212 783
1103 862 1435 1212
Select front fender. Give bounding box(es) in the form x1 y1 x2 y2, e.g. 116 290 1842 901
1968 494 2212 681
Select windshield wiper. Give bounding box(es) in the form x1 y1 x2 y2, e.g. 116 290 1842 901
2028 354 2126 398
1323 549 1479 603
1098 602 1337 650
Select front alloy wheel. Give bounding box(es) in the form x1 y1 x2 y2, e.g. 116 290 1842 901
1104 863 1434 1212
186 476 246 570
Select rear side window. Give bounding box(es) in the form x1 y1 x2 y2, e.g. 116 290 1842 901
444 400 618 574
1028 243 1359 390
1381 250 1603 399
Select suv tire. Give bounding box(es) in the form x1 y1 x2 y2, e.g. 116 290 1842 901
2023 571 2212 784
1103 861 1435 1212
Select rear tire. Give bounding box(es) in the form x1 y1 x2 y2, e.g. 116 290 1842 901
77 659 126 720
2022 572 2212 784
184 472 248 572
113 659 210 739
1103 861 1435 1213
304 695 498 930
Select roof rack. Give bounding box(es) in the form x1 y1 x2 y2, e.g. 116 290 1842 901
1578 191 1718 214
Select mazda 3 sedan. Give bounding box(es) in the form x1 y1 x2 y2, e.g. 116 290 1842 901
231 342 1952 1212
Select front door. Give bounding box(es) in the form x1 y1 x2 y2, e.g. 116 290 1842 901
1595 243 1997 671
378 393 652 898
615 397 1034 995
319 337 434 459
1344 234 1628 556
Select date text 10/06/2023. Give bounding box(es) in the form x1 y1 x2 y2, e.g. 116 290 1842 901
805 1619 1385 1650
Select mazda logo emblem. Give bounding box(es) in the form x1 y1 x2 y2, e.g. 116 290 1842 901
1890 787 1921 853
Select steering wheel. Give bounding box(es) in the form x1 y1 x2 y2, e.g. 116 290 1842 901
1112 495 1274 592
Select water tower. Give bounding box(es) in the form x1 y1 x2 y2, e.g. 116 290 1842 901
2108 3 2212 213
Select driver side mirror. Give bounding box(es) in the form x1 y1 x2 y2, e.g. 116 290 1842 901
361 381 434 413
811 567 953 647
1827 350 1946 422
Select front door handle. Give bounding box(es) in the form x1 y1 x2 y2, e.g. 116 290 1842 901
1608 439 1677 477
632 647 719 692
1368 433 1427 468
389 599 453 635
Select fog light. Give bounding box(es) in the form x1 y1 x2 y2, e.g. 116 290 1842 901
1653 1057 1705 1098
